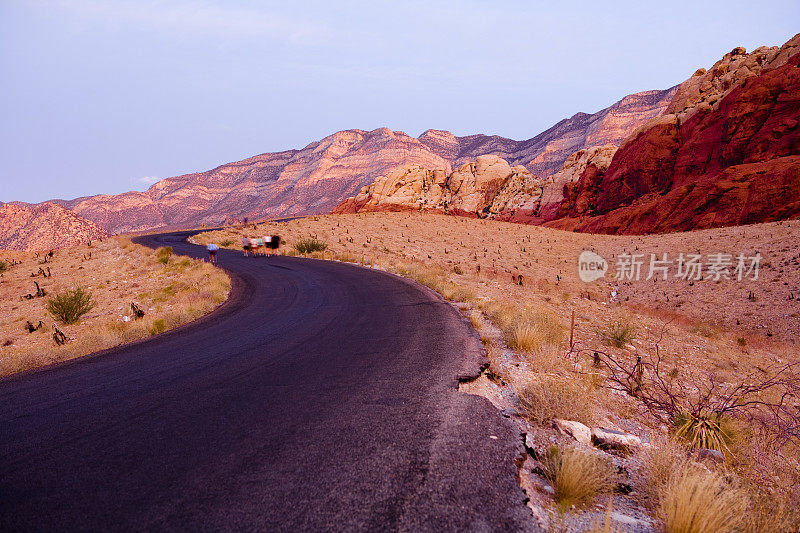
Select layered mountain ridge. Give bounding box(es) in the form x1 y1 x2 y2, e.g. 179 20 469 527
2 85 675 249
336 34 800 234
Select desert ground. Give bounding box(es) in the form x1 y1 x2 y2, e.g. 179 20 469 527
196 212 800 531
0 237 230 376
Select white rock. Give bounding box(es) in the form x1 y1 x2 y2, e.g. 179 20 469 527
591 427 642 449
553 419 592 446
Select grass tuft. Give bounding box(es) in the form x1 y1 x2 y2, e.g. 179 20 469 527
599 319 636 348
156 246 173 265
543 445 616 511
517 377 594 425
660 467 747 533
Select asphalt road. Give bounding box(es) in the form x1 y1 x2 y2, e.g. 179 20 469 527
0 232 535 531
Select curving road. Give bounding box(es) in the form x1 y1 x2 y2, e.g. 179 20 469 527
0 232 535 531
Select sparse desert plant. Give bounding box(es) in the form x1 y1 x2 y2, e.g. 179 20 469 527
0 260 8 273
542 445 616 511
642 436 691 505
587 498 620 533
659 466 747 533
672 412 733 453
46 287 94 324
156 246 173 264
149 318 166 336
294 237 327 254
736 337 747 347
220 239 234 247
598 319 636 348
510 310 563 353
517 377 594 425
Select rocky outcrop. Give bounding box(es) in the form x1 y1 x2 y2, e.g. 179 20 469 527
0 202 108 251
506 145 617 224
550 34 800 234
333 155 543 218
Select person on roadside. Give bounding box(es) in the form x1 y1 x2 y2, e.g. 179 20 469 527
242 237 251 256
207 242 219 264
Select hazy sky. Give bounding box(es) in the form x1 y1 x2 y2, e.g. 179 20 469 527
1 1 798 203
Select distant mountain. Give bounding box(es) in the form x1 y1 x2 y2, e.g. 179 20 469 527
418 86 676 176
335 34 800 235
30 87 675 236
0 202 108 251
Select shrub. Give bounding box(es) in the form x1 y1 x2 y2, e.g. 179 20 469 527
0 260 7 273
156 246 173 264
599 320 636 348
46 287 94 324
517 377 594 425
510 311 563 353
149 318 166 336
672 412 734 453
220 239 234 247
543 445 616 511
659 467 747 533
294 238 327 254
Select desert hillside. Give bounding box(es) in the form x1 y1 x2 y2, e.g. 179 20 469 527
0 237 230 376
0 202 108 251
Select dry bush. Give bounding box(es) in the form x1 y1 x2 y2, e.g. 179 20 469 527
641 436 691 505
510 309 563 353
543 445 616 511
155 246 173 264
659 466 747 533
744 489 800 533
481 301 563 355
516 376 594 425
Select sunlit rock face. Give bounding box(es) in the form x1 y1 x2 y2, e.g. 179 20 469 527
549 34 800 234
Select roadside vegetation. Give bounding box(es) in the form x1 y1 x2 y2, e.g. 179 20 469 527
0 237 230 376
194 212 800 531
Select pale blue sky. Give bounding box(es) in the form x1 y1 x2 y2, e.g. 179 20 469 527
1 1 798 203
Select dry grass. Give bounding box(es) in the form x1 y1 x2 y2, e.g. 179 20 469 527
659 466 748 533
641 436 691 503
0 237 230 376
480 301 563 357
543 445 616 511
516 376 595 425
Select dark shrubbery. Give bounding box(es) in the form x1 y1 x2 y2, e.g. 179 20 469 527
294 238 327 254
46 287 94 324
